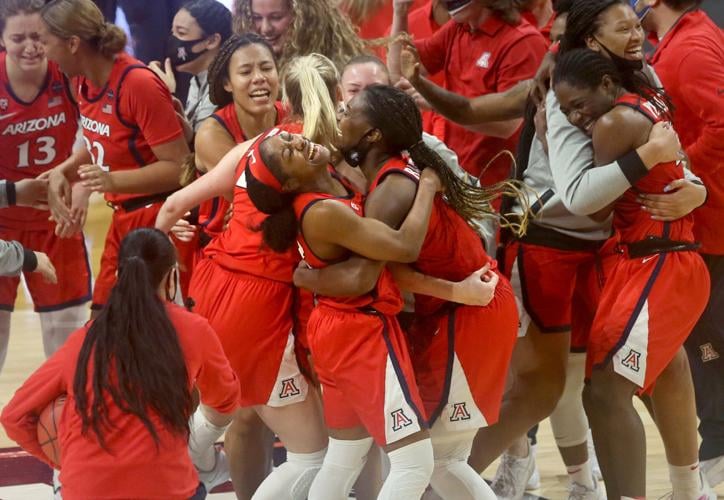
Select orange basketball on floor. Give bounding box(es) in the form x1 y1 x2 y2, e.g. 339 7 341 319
37 395 66 467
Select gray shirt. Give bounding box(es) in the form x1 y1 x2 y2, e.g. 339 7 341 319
0 180 34 276
185 71 215 132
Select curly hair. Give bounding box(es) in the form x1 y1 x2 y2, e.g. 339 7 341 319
233 0 367 71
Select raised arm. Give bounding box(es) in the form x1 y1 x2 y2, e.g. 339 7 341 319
156 140 253 233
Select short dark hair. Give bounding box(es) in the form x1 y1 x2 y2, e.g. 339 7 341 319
181 0 232 42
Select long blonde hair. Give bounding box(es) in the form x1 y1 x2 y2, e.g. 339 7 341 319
281 53 340 152
41 0 126 58
233 0 366 71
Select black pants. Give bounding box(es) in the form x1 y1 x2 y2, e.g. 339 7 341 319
189 482 206 500
92 0 183 63
685 253 724 461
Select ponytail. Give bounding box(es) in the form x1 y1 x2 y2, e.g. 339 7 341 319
282 53 341 152
74 229 192 449
42 0 127 58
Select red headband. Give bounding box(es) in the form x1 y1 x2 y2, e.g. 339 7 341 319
246 128 283 192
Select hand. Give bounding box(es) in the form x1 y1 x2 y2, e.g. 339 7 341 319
637 179 707 221
395 77 431 111
533 103 548 154
400 41 421 83
79 164 114 193
33 251 57 284
292 260 315 290
453 263 499 306
646 121 684 168
47 168 73 225
531 51 555 106
393 0 416 12
56 183 92 237
421 167 443 192
14 178 48 209
170 216 197 242
223 203 233 231
148 58 177 94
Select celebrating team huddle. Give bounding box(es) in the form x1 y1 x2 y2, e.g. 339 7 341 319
0 0 721 499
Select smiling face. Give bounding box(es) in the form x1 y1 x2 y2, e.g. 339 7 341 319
554 78 616 136
337 92 376 152
265 132 331 189
223 43 279 116
1 12 45 73
250 0 294 57
588 3 644 62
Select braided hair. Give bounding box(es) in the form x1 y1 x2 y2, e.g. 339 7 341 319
560 0 624 53
207 33 277 108
553 48 673 120
360 84 530 235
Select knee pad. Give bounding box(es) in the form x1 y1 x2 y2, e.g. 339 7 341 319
188 406 230 470
308 437 373 500
430 430 495 500
378 438 434 500
254 449 326 500
549 353 589 448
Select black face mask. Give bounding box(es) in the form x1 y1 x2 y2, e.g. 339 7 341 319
340 130 374 168
595 38 644 72
167 35 208 68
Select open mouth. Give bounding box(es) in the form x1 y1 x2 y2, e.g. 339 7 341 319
306 140 319 162
249 89 271 102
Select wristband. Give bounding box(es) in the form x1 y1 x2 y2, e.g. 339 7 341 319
6 181 16 206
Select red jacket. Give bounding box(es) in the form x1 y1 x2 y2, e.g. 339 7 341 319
648 10 724 254
1 303 240 499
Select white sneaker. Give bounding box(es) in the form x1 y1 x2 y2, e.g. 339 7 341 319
491 448 536 500
701 455 724 488
197 446 230 493
525 443 540 490
568 475 604 500
53 468 62 500
658 468 718 500
587 430 602 482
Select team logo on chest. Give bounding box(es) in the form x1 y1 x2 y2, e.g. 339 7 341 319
279 378 301 399
621 349 642 372
475 51 492 69
449 402 471 422
700 343 720 363
390 408 413 432
0 98 7 111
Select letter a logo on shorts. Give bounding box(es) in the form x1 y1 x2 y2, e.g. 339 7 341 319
449 402 471 422
700 343 720 363
621 349 641 372
390 409 413 432
279 378 301 399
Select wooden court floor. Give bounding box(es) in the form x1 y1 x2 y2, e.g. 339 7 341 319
0 196 722 498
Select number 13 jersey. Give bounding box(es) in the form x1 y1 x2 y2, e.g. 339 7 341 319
0 54 79 230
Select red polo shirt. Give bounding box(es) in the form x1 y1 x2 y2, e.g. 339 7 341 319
407 1 446 138
648 9 724 254
416 15 547 184
522 10 554 44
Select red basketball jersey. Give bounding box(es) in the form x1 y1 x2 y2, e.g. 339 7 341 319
76 52 183 204
0 55 78 229
369 157 492 315
294 176 403 315
612 93 695 243
202 124 302 282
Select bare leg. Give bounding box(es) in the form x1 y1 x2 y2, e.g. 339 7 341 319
225 407 275 500
469 323 569 471
0 310 11 373
584 363 645 498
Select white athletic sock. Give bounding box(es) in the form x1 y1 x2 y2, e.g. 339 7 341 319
669 462 704 499
378 438 434 500
253 448 326 500
308 437 373 500
567 461 595 488
188 407 229 471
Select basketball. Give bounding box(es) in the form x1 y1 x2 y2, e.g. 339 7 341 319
37 396 66 467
